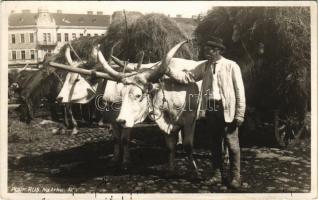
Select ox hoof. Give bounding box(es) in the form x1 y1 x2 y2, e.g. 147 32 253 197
98 120 104 127
71 128 79 135
122 160 132 171
52 127 66 135
52 128 60 135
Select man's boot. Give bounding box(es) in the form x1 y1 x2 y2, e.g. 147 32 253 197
229 173 241 189
208 169 222 185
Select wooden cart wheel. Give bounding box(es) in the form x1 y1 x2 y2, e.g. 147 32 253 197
274 111 305 147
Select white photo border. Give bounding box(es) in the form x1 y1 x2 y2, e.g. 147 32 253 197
0 1 317 200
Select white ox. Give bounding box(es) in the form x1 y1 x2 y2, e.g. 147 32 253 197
50 41 205 174
56 46 98 135
98 41 207 174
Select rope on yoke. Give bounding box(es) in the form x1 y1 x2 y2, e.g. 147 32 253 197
158 79 186 133
68 41 97 93
68 42 84 64
52 71 64 85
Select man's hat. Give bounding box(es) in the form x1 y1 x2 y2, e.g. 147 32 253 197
206 36 226 50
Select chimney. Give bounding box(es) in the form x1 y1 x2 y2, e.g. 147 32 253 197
87 11 93 15
57 10 62 14
22 9 31 13
97 11 103 15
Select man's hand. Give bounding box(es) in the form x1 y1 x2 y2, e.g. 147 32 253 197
184 71 195 83
235 118 244 127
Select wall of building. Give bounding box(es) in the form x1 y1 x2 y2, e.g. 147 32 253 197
8 29 38 65
55 27 106 52
8 10 108 67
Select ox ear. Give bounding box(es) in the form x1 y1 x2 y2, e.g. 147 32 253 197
151 83 160 91
147 83 160 95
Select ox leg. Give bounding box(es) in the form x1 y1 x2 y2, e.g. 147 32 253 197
63 105 70 128
111 122 122 165
97 110 105 127
49 102 59 122
183 124 199 177
98 114 105 127
177 130 183 146
121 128 132 169
164 131 178 176
68 104 79 135
25 99 34 123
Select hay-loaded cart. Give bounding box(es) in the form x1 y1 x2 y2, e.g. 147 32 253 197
193 7 311 148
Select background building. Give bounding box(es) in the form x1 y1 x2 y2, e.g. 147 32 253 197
8 8 111 67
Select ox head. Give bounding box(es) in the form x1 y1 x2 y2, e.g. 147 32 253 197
104 41 188 127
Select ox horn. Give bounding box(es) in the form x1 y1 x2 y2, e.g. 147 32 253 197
111 56 138 72
144 40 188 82
107 44 113 63
65 46 74 65
108 41 120 63
136 51 144 70
111 55 125 68
98 50 137 81
108 41 125 67
18 63 30 73
65 45 84 66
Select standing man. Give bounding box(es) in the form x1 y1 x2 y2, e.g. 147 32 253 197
168 36 245 189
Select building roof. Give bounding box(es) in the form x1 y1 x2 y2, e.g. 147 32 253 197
9 12 111 27
52 13 110 27
9 13 37 26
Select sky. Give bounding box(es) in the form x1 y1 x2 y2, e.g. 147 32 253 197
3 1 214 18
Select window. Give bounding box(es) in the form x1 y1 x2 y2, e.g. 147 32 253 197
47 33 51 42
101 34 105 36
80 33 83 37
64 33 69 42
21 50 25 60
11 34 15 44
72 33 76 40
12 51 16 60
94 34 98 37
43 33 47 42
30 50 35 59
20 34 24 43
57 33 61 42
30 33 34 43
87 33 91 37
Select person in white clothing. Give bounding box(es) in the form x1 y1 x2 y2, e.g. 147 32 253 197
170 36 246 189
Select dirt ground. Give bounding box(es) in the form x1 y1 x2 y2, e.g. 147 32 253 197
7 109 311 193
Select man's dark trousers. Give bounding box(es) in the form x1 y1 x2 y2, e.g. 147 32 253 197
205 100 241 180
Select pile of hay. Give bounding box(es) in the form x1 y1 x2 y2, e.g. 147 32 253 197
195 7 310 118
101 13 196 63
55 36 104 68
101 11 143 61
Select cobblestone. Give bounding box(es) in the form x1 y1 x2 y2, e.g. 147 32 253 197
7 117 311 193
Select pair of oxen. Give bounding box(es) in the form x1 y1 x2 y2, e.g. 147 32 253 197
48 40 208 176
